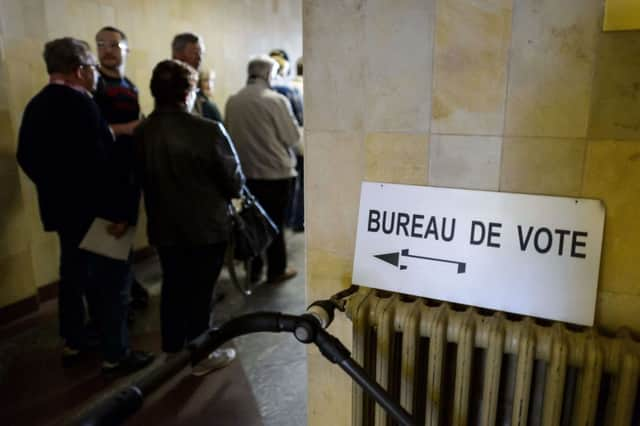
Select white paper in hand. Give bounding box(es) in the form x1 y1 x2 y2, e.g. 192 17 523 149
79 218 136 261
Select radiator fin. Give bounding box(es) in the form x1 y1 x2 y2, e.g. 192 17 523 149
345 289 640 426
480 314 504 425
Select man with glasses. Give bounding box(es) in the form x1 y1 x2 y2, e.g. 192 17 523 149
94 26 150 315
171 32 222 121
17 37 154 377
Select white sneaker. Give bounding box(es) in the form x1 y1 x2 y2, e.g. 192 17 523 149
191 348 236 377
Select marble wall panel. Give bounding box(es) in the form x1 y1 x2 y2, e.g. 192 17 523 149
307 250 353 426
428 134 501 190
306 131 363 258
307 249 356 309
31 236 59 287
0 249 36 306
596 291 640 334
364 132 428 185
1 0 26 39
0 108 13 151
307 341 352 426
0 164 29 258
582 139 640 295
603 0 640 31
500 137 586 196
364 0 433 133
432 0 512 135
504 0 601 138
303 0 365 132
588 31 640 140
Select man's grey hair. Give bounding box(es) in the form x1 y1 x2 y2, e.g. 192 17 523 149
172 32 201 54
43 37 95 75
247 55 278 81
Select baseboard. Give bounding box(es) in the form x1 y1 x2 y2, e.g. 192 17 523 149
0 295 40 327
38 281 59 302
0 245 153 327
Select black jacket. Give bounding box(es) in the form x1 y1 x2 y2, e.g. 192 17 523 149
134 106 245 247
17 84 126 240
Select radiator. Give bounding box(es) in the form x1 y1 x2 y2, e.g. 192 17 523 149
344 288 640 426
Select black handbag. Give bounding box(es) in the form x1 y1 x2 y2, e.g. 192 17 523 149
232 186 279 261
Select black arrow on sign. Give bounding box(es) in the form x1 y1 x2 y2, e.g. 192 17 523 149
374 249 466 274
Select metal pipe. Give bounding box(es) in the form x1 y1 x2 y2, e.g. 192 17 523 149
70 309 415 426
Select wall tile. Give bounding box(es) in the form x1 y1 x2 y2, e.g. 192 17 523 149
306 248 354 425
500 137 586 196
307 248 353 422
582 140 640 295
0 109 14 151
306 131 363 258
22 0 48 40
0 162 29 258
31 235 59 287
588 31 640 140
432 0 512 135
364 132 428 185
504 0 601 138
307 248 355 305
303 0 365 132
429 134 501 190
307 336 352 426
1 0 26 39
364 0 433 132
0 249 36 306
596 291 640 333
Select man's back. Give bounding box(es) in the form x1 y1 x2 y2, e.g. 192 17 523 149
17 84 112 233
225 79 299 180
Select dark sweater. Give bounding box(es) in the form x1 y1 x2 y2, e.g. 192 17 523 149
17 84 125 239
94 72 141 225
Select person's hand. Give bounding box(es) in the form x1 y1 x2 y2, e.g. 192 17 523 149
106 222 129 239
110 120 141 136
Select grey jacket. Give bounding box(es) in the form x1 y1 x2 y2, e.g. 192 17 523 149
225 78 301 180
134 106 245 247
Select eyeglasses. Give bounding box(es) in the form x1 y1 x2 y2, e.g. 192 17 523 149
96 41 127 50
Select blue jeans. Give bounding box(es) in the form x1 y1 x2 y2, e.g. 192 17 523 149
86 253 132 363
58 231 131 363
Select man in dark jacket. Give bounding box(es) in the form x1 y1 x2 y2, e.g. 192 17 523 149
16 37 153 376
134 59 244 376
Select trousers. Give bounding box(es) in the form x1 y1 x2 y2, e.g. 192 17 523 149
157 242 227 353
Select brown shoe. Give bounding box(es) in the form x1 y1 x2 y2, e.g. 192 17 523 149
266 268 298 284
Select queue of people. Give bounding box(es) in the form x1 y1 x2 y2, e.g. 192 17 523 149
16 29 304 379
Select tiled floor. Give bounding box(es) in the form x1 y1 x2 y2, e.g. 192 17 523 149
0 231 307 426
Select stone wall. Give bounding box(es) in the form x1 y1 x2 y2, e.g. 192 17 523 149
304 0 640 424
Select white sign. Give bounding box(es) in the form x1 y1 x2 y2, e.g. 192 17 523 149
352 182 605 326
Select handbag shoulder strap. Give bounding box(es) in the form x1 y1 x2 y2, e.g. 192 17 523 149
241 185 257 203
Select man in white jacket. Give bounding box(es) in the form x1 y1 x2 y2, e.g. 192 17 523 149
225 55 301 285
